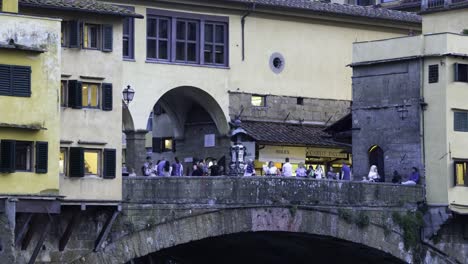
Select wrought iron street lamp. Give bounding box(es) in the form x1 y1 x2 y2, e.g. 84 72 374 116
229 119 248 176
122 85 135 105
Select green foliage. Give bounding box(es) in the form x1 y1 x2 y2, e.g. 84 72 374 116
338 209 370 229
289 205 298 217
462 29 468 35
338 209 354 224
356 211 370 229
392 211 424 252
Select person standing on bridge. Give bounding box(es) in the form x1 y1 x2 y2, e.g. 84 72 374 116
157 157 166 176
171 157 183 176
341 162 351 181
401 167 420 185
296 162 307 177
282 158 293 177
264 161 278 176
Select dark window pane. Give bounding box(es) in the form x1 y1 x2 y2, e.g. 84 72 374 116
188 22 197 41
123 18 129 35
215 25 224 43
147 19 156 37
159 19 169 39
176 42 185 60
215 45 224 64
159 40 168 60
187 43 196 62
90 26 98 48
15 142 31 171
123 38 129 57
176 21 186 40
205 24 213 42
204 45 213 63
147 39 156 59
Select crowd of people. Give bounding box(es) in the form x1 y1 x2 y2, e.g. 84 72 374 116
136 156 420 185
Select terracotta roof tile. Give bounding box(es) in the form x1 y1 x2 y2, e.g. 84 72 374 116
19 0 143 18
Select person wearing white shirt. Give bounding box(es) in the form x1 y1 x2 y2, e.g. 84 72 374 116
282 158 293 177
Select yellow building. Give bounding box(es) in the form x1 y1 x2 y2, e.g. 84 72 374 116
0 1 61 195
18 0 142 201
352 2 468 214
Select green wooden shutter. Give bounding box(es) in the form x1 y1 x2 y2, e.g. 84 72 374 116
103 149 116 179
35 142 48 173
11 66 31 97
102 25 113 52
68 20 81 48
0 140 16 173
69 147 84 177
0 64 11 95
101 83 113 111
68 80 82 109
152 137 162 153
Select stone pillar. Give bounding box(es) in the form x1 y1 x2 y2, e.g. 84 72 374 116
0 199 16 263
124 130 149 175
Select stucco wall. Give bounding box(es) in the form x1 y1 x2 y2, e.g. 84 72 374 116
422 9 468 34
118 1 413 131
0 13 61 194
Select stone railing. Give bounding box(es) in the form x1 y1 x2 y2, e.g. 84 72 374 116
422 0 468 10
123 176 424 208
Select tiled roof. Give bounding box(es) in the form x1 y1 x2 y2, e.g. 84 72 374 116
19 0 143 18
224 0 421 23
240 120 342 147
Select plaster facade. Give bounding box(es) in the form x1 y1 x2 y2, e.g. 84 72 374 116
0 12 61 194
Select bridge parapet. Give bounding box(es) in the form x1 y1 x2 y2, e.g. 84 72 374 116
123 176 424 208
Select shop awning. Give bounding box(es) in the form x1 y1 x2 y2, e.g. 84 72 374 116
240 120 344 148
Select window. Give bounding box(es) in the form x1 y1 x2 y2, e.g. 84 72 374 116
0 64 31 97
455 63 468 82
59 148 67 175
82 83 99 108
60 80 68 107
123 15 135 59
152 137 175 153
84 149 100 176
15 141 32 171
61 21 68 47
204 23 226 65
455 160 468 186
83 24 100 49
454 111 468 132
251 95 266 107
429 65 439 83
62 21 112 51
146 9 228 66
297 97 304 105
163 138 173 152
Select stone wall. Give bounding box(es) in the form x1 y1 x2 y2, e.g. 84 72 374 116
352 60 423 181
229 92 351 124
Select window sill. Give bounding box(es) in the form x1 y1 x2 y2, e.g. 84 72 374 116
145 59 229 69
123 58 135 62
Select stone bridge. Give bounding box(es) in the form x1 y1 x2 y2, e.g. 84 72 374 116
4 177 459 264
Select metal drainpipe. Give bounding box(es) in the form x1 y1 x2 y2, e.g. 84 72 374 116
241 3 256 61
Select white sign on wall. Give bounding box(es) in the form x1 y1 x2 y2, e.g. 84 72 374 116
204 134 215 147
242 141 256 161
259 145 306 164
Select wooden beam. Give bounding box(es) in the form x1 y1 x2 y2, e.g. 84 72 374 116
15 213 33 247
21 215 38 250
94 211 119 252
59 211 81 251
16 200 60 214
28 217 51 264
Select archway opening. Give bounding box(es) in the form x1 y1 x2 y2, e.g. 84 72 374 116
369 145 385 181
127 231 405 264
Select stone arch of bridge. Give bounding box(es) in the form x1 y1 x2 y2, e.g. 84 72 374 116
79 207 433 264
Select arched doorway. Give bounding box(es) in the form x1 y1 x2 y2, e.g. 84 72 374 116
368 145 385 181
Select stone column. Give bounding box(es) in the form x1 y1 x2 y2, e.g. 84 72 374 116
0 199 16 263
124 130 149 175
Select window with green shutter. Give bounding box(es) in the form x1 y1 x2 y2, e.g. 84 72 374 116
69 147 84 177
102 25 113 52
0 64 31 97
68 80 83 109
102 83 113 111
103 149 116 179
0 140 16 173
68 20 81 48
35 142 48 173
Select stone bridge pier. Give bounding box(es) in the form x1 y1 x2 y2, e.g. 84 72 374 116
1 177 461 263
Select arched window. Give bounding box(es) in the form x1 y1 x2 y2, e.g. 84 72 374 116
368 145 385 182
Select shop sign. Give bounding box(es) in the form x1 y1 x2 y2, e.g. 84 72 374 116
306 147 347 159
259 145 306 163
242 141 256 161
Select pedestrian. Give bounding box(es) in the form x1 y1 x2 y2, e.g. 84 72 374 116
171 157 183 176
142 156 153 176
306 165 315 178
402 167 420 185
391 170 402 184
157 158 166 176
192 163 204 176
327 166 336 180
282 157 293 177
263 161 278 176
341 162 351 181
162 160 172 176
367 165 380 182
315 165 323 179
210 159 220 176
244 159 255 176
296 162 307 177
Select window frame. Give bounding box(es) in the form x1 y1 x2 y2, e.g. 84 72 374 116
83 23 101 50
122 6 135 60
146 8 229 67
60 80 68 107
203 22 227 66
84 149 101 177
162 137 174 152
147 17 172 61
61 21 69 47
81 82 101 109
428 64 439 83
454 160 468 187
251 95 266 107
15 141 33 172
60 147 68 176
454 110 468 132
